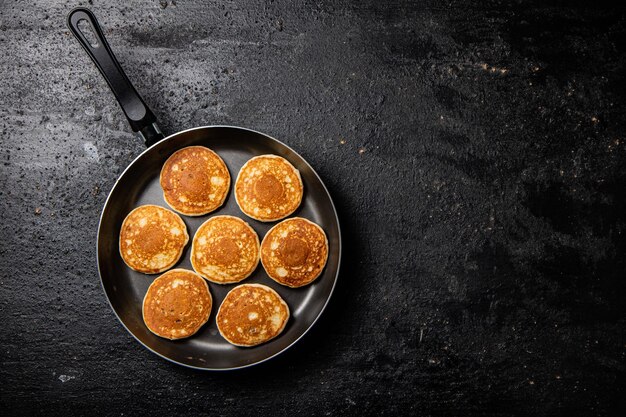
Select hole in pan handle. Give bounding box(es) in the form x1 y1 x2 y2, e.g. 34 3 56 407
66 7 164 147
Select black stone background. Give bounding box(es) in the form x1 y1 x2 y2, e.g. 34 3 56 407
1 0 625 415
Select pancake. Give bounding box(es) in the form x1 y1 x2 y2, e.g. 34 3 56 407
216 284 289 347
160 146 230 216
191 215 260 284
142 269 212 340
260 217 328 288
234 154 303 222
119 205 189 274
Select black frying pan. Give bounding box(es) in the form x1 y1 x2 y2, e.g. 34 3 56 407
67 8 341 370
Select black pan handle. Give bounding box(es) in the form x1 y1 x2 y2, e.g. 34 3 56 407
67 8 164 147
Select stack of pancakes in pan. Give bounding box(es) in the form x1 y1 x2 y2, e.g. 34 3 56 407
118 146 328 346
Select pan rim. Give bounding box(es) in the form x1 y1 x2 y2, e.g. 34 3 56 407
96 124 342 371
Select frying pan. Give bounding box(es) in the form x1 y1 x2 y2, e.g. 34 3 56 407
67 8 341 370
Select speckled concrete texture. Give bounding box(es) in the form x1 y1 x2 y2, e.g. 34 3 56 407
1 0 625 415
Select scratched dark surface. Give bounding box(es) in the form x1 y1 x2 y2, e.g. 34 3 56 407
1 0 625 415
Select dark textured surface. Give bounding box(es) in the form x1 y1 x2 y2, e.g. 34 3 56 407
1 0 625 415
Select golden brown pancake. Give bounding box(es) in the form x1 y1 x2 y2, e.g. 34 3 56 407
142 269 212 340
160 146 230 216
119 205 189 274
234 155 303 222
261 217 328 288
190 215 260 284
216 284 289 347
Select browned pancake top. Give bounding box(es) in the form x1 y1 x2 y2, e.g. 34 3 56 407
261 217 328 287
235 155 303 222
217 284 289 347
191 215 260 284
142 269 212 340
119 205 189 274
160 146 230 216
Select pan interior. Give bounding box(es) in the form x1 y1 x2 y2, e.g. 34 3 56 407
97 126 340 369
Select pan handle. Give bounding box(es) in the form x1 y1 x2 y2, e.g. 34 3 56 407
67 8 164 147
